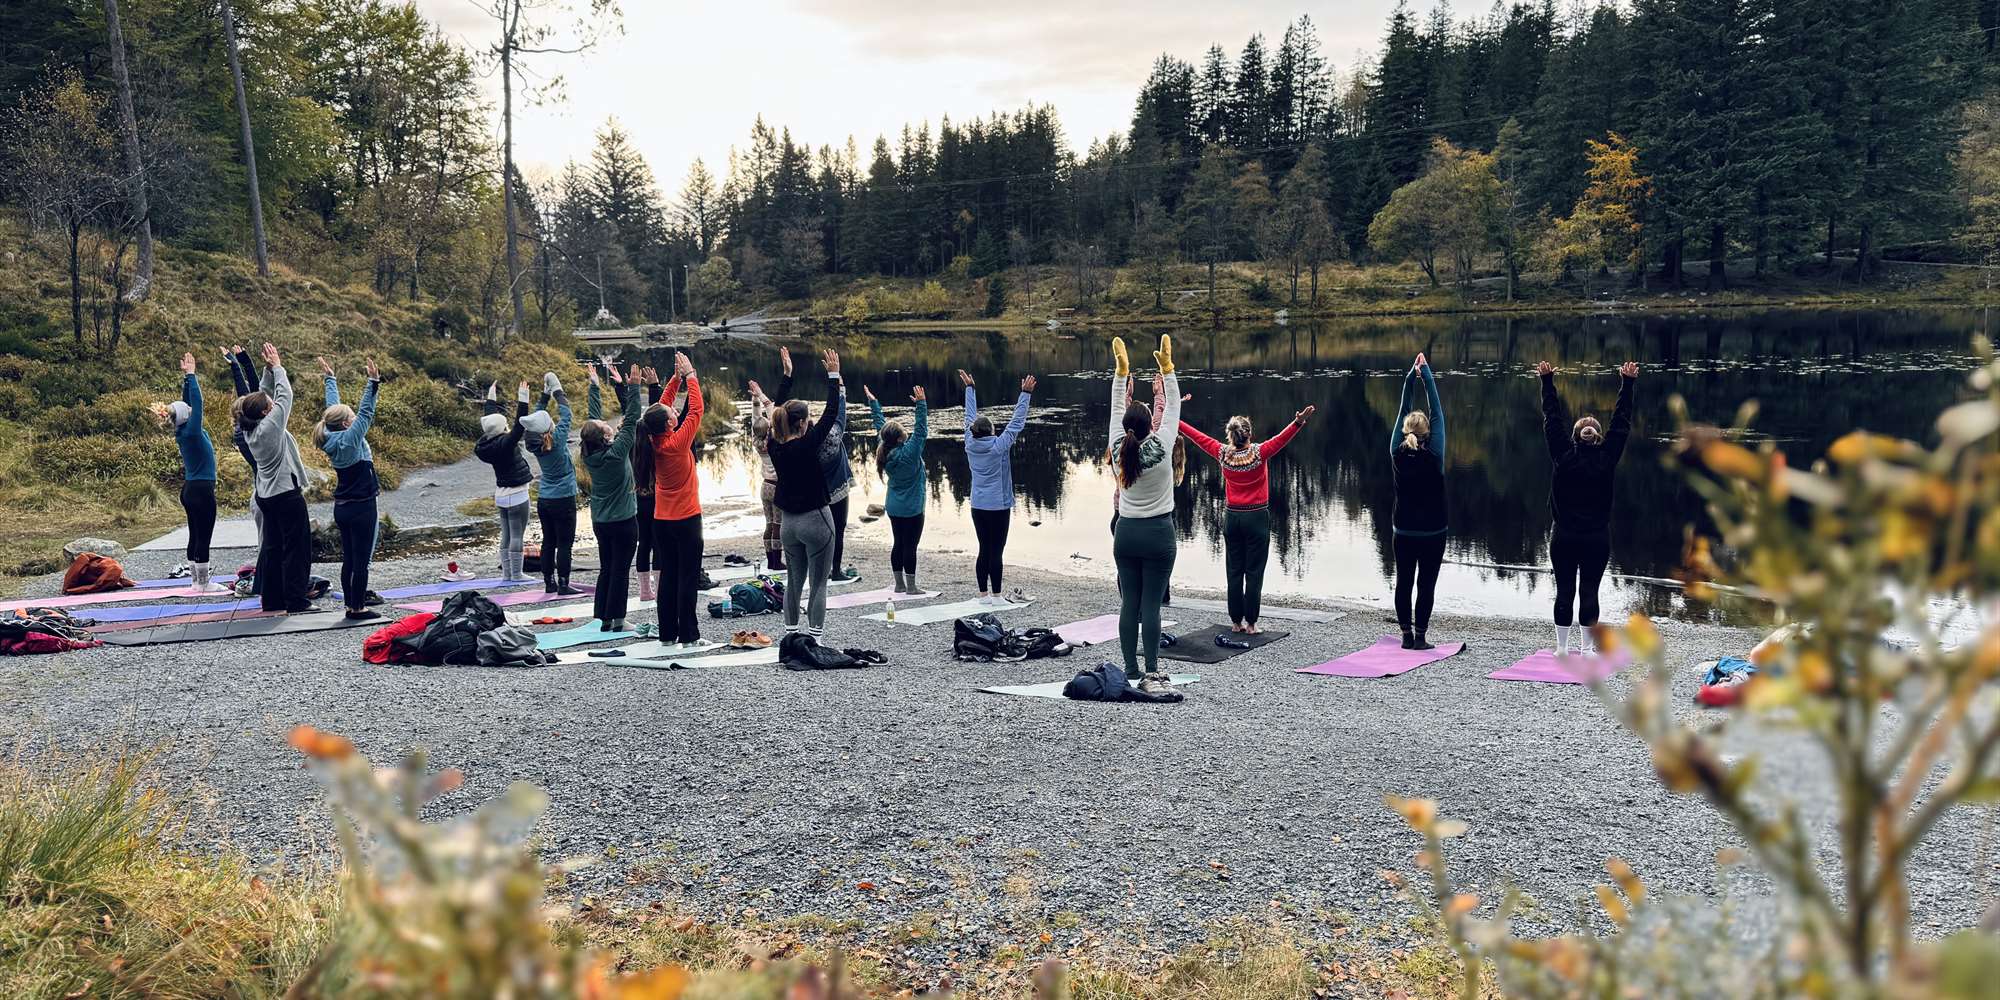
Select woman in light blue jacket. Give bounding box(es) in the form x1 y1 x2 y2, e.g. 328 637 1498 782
959 369 1036 605
315 356 382 619
523 371 582 595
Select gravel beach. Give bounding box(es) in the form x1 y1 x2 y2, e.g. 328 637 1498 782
1 490 1988 968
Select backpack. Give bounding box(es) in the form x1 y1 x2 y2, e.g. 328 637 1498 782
709 578 781 618
1019 627 1074 660
1063 662 1182 703
477 625 553 667
61 552 136 595
396 591 504 665
953 613 1024 662
778 632 866 671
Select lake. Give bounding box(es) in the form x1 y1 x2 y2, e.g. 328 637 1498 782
628 308 1992 623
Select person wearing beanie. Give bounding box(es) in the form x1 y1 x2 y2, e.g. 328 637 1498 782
161 353 229 595
475 380 535 582
524 370 582 595
314 356 383 619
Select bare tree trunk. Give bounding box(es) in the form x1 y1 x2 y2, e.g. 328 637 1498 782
500 0 525 338
67 222 84 341
219 0 268 276
102 0 154 303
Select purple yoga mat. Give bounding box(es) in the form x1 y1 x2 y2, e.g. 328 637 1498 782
1297 635 1466 678
397 585 593 614
91 608 282 633
1487 648 1631 684
334 576 511 602
79 597 261 623
1055 613 1121 646
823 586 939 610
0 586 210 613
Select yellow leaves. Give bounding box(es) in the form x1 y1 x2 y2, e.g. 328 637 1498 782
1794 650 1833 695
1828 431 1874 465
1651 743 1700 794
1879 509 1929 563
1624 613 1660 660
1606 858 1646 908
583 965 689 1000
286 724 355 761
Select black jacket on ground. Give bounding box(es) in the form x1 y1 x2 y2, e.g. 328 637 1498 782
1542 372 1635 537
475 398 533 488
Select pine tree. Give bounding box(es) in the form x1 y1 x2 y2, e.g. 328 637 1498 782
1369 2 1432 187
1230 34 1270 152
1194 45 1232 147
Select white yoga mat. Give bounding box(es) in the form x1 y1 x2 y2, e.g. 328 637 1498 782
979 674 1201 699
135 519 260 552
1167 597 1347 624
567 646 780 670
506 601 599 625
552 637 722 665
861 597 1030 625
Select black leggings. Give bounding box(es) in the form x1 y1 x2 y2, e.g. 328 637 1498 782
333 499 377 611
254 488 313 612
1551 530 1611 627
537 498 577 582
181 479 217 563
1223 506 1272 626
655 514 704 643
829 493 850 571
889 513 924 574
593 516 639 623
971 507 1011 593
1392 531 1447 634
634 494 655 572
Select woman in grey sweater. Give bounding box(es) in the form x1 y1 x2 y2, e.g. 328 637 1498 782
1108 334 1181 690
238 342 318 613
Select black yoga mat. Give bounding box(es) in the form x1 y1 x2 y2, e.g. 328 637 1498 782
98 612 378 647
1155 625 1290 664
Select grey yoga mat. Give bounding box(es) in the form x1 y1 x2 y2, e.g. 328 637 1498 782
98 613 376 646
979 674 1201 699
1155 626 1290 664
1165 596 1345 624
574 647 779 670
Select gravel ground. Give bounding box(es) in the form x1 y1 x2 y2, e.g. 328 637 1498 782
1 494 1991 967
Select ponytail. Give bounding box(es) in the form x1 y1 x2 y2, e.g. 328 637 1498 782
1225 415 1252 448
1402 411 1430 452
1116 402 1150 487
876 421 906 479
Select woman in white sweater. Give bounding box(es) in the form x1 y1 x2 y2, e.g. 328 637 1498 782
1108 334 1180 689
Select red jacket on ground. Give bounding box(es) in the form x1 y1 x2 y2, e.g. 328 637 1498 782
1178 419 1302 509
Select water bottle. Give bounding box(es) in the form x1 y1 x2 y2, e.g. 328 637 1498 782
720 592 733 616
885 597 897 629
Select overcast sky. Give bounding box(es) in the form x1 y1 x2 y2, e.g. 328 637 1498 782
413 0 1484 197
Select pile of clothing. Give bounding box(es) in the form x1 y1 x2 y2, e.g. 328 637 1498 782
952 613 1073 663
1 608 102 655
1062 663 1182 704
61 553 135 595
365 591 554 667
778 633 886 671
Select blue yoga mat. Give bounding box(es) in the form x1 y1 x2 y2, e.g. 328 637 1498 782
332 577 512 602
86 598 261 623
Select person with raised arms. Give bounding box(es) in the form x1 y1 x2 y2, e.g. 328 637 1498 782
1108 334 1180 690
961 368 1036 606
239 342 317 613
314 356 382 619
157 353 230 595
522 370 582 596
865 382 929 594
583 362 645 631
475 379 534 583
1180 394 1313 635
760 350 844 639
1389 353 1446 649
1539 359 1639 655
775 347 858 582
647 352 706 647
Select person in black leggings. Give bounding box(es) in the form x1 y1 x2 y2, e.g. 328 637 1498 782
1390 353 1447 649
1539 359 1637 655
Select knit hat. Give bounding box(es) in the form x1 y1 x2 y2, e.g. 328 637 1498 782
520 410 554 435
167 401 192 427
480 413 508 436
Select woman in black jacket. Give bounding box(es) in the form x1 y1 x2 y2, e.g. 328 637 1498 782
1539 360 1638 655
476 380 535 582
761 349 844 639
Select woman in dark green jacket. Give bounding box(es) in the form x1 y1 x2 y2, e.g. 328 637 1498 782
582 361 643 630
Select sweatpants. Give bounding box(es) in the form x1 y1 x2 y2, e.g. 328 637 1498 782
1222 506 1272 626
254 488 313 612
655 514 704 643
780 506 836 635
829 493 850 571
760 481 783 560
593 515 639 624
497 501 529 578
333 498 377 611
889 513 924 576
1113 512 1177 680
1551 529 1611 627
181 479 217 563
634 497 655 573
1393 531 1447 634
536 497 577 584
971 507 1011 593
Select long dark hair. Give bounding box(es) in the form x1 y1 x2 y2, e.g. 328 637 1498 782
1117 403 1150 487
876 421 906 478
630 409 656 493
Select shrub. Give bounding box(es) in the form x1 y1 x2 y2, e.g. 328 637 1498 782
378 377 478 440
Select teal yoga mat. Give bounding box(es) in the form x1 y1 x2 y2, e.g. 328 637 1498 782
534 622 637 651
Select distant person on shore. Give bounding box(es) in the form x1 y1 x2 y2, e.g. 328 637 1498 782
1181 396 1313 636
583 362 644 631
476 380 534 583
1539 359 1638 654
314 356 383 620
238 343 317 613
865 382 929 594
746 379 785 573
523 370 583 596
961 368 1037 605
1389 353 1446 649
629 366 662 602
1109 335 1180 689
647 352 706 647
763 350 844 638
157 353 229 595
776 347 858 582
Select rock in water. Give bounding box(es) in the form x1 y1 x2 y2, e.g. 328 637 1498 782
65 537 127 562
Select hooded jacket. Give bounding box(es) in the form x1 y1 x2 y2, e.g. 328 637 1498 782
475 396 533 492
964 385 1031 511
524 390 577 499
319 374 380 503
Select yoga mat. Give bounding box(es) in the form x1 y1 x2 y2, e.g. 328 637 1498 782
696 574 861 600
1155 626 1290 664
552 638 723 665
979 674 1201 699
1053 613 1177 647
823 586 939 610
98 612 375 646
397 585 593 614
90 609 283 633
564 646 778 670
82 598 260 623
1298 636 1467 678
1488 648 1632 685
130 575 241 590
340 577 512 602
861 597 1029 626
534 621 637 650
0 586 206 613
135 519 260 551
506 602 600 625
1165 597 1346 624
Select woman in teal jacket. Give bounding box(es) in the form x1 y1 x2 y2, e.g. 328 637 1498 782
865 384 929 594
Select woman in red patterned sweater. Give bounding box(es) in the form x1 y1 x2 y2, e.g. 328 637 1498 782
1179 403 1315 633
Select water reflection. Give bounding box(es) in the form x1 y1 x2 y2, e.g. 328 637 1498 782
635 309 1985 623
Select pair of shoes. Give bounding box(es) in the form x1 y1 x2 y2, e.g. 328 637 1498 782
362 591 384 607
287 604 324 615
344 608 382 621
723 553 751 566
556 580 584 596
842 648 887 665
1409 631 1436 651
602 619 625 632
586 648 626 658
1157 632 1178 648
1139 672 1179 694
730 630 773 648
635 623 659 638
530 616 575 625
1008 587 1034 604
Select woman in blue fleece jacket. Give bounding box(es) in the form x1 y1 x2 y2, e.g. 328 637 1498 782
314 357 382 619
959 369 1036 605
865 383 929 594
161 352 231 595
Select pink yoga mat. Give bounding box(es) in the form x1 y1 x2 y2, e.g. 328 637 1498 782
1055 613 1121 646
1297 635 1466 678
0 586 210 613
823 586 939 610
91 608 284 633
397 585 593 614
1487 648 1631 684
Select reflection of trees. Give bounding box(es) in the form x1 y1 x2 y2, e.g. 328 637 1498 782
647 309 1978 584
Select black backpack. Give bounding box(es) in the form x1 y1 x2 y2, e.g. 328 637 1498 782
778 632 866 671
1019 627 1073 660
396 590 505 665
953 613 1025 662
1063 662 1182 703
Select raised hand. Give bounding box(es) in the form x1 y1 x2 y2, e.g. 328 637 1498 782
747 379 764 400
316 355 333 376
1536 361 1554 377
641 366 660 385
1415 352 1428 371
1111 337 1130 377
1020 375 1038 394
516 380 530 401
780 346 793 376
486 381 498 399
1153 333 1174 374
587 364 602 386
822 349 841 374
261 342 281 368
1181 393 1192 403
673 351 693 377
180 352 196 375
957 369 973 388
862 385 877 403
1620 361 1640 379
364 360 379 381
1294 404 1317 426
911 385 926 402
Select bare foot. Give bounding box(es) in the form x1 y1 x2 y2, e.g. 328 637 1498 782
1231 623 1245 633
1245 623 1262 635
